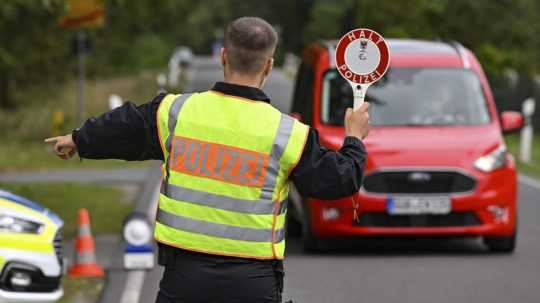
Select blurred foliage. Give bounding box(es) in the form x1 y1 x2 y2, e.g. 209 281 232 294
1 0 540 109
505 134 540 179
0 71 155 171
0 0 70 108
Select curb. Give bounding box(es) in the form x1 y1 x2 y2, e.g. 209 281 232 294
518 173 540 190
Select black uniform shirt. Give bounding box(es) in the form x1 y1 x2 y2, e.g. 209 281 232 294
73 82 367 266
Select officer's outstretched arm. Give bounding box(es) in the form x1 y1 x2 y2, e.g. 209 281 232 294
44 93 166 161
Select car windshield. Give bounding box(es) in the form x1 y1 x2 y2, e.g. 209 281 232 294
321 68 491 126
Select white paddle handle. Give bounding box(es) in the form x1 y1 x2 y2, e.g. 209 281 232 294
352 83 369 110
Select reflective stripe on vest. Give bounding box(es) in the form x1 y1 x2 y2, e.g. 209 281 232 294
161 182 288 215
260 115 294 201
154 92 308 259
164 93 193 187
157 208 285 242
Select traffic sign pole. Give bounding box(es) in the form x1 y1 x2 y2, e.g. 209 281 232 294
335 28 390 110
76 31 86 126
58 0 105 127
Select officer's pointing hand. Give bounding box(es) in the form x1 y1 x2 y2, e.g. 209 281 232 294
344 102 370 140
44 134 77 160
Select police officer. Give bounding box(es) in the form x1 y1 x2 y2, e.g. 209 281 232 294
45 17 369 303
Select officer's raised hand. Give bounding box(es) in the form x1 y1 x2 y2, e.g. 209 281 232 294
345 102 370 140
44 134 77 160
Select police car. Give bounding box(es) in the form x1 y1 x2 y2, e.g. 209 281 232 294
0 189 63 302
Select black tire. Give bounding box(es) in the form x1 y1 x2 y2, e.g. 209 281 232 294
302 225 321 252
302 217 325 252
484 231 516 253
285 198 303 238
285 209 302 238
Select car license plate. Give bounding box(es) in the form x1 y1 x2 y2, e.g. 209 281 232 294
387 196 451 215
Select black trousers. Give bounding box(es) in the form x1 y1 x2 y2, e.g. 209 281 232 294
155 245 284 303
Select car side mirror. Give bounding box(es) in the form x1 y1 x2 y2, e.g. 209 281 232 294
290 112 303 122
501 111 524 133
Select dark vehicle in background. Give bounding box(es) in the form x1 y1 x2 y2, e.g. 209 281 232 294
289 39 523 252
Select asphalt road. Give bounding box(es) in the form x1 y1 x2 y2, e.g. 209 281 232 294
183 56 294 112
0 167 150 184
138 57 540 303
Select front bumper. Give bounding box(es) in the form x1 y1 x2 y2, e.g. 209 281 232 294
0 288 63 303
0 249 62 303
308 168 517 238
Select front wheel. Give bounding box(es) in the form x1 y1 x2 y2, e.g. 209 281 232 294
484 231 516 253
302 222 323 252
301 207 326 252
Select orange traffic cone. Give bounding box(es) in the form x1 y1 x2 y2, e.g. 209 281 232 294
68 208 104 277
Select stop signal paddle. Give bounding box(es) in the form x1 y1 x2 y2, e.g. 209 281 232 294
335 28 391 110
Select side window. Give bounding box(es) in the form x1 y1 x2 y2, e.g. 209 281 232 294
291 63 314 125
321 71 353 126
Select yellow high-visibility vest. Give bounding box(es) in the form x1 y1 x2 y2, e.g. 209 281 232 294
154 91 309 259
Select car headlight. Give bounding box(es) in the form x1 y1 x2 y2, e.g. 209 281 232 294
0 215 43 234
474 145 507 172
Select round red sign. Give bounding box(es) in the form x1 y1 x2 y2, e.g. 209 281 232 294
335 28 390 84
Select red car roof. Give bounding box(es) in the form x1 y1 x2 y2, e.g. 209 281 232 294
310 39 475 69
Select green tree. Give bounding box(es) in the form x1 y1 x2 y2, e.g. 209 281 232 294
0 0 69 109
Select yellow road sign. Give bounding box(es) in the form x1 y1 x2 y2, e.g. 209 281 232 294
58 0 105 29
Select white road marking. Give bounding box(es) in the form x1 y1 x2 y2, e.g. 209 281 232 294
119 271 146 303
519 174 540 191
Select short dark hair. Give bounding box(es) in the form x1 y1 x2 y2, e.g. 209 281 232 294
224 17 278 75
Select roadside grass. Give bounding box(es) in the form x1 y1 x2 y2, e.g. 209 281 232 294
0 183 133 238
59 277 104 303
504 133 540 178
0 70 160 172
0 141 147 171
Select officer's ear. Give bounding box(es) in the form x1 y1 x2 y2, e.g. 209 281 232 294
220 48 227 67
263 58 274 77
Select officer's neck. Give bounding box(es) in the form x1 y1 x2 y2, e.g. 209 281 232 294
224 73 263 89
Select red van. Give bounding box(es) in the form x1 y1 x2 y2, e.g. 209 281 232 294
289 39 523 252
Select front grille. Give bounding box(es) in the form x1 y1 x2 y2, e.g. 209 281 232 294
362 171 476 194
53 229 63 266
354 212 481 227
